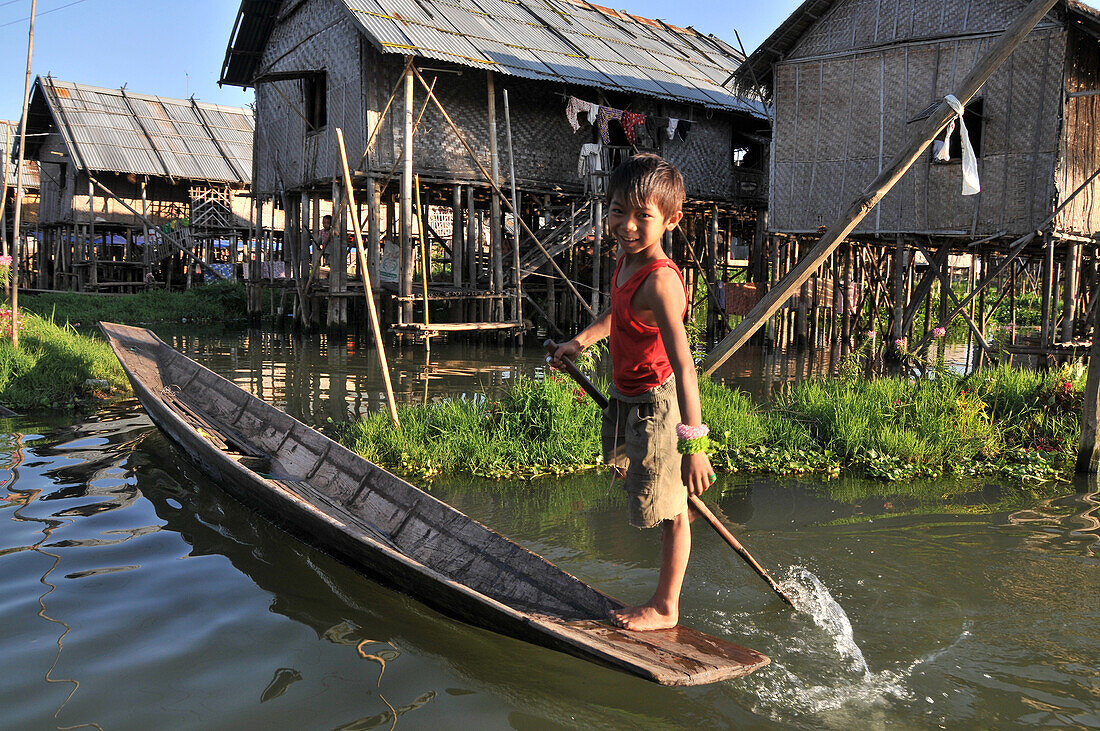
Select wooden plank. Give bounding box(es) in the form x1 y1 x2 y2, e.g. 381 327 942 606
702 0 1062 376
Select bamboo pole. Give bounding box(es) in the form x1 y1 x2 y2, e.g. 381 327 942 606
487 72 504 321
10 0 37 347
400 67 414 325
703 0 1061 375
413 174 430 340
337 128 399 429
502 89 522 324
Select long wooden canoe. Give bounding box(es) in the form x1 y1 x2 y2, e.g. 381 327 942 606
101 322 769 686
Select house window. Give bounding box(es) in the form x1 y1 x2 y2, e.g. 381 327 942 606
731 132 765 169
931 98 982 162
303 73 327 132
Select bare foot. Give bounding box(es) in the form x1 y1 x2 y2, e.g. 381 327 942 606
609 602 678 631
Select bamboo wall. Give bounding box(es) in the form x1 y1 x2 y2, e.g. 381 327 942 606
253 0 366 196
787 0 1062 56
1056 28 1100 236
252 0 765 203
770 24 1065 237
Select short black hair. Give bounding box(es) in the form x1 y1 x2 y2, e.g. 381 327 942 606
606 153 684 218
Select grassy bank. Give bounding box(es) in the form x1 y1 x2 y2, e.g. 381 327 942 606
20 281 247 326
334 364 1083 484
0 311 130 410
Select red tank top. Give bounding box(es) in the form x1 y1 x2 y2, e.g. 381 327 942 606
610 257 686 396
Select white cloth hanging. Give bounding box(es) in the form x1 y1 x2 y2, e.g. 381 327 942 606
935 94 980 196
578 143 602 179
667 118 679 140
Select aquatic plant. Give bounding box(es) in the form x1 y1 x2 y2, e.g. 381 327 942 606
19 281 248 327
0 311 130 410
336 363 1082 484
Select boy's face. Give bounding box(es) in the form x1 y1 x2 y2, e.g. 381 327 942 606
607 194 683 256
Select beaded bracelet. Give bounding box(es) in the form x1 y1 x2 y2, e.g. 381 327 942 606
676 436 715 455
675 423 710 440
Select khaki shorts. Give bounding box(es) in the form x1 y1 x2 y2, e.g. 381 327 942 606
601 376 687 529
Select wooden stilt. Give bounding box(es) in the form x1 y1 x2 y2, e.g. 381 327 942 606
1077 294 1100 473
702 0 1062 375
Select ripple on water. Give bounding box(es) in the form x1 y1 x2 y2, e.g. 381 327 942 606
704 566 979 726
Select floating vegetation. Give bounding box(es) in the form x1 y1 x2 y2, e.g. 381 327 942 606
19 281 248 327
336 363 1084 484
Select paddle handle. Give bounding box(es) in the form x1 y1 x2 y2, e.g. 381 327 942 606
687 495 794 606
544 340 609 409
544 340 795 607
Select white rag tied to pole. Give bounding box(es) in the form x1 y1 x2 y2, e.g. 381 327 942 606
934 94 981 196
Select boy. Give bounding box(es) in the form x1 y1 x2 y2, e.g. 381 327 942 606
550 154 715 631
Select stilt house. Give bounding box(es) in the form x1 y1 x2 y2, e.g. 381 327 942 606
23 77 256 292
733 0 1100 357
2 119 40 250
219 0 770 336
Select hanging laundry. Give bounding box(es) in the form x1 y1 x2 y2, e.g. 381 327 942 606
667 118 679 140
595 106 625 145
620 111 646 145
675 120 692 141
564 96 593 133
587 104 600 126
577 143 603 180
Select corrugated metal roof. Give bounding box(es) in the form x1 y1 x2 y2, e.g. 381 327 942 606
221 0 766 117
30 77 254 183
1 121 40 190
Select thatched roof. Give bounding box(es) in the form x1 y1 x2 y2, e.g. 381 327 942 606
220 0 766 116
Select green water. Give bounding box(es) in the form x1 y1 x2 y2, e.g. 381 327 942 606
1 328 1096 728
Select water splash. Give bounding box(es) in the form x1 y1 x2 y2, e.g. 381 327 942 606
719 566 972 723
780 567 870 677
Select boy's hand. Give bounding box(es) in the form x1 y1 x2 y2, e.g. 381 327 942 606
682 451 715 497
547 339 583 371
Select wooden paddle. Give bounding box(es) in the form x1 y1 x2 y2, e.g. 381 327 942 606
544 339 795 606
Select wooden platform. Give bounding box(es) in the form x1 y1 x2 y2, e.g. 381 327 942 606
390 320 527 335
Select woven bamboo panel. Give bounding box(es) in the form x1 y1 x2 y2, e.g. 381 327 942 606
788 0 1061 60
771 24 1068 236
1057 29 1100 234
773 65 798 164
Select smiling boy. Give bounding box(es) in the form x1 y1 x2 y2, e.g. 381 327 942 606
550 154 715 631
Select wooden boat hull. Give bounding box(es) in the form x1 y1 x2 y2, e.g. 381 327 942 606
101 322 769 686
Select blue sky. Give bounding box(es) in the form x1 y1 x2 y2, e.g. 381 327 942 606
0 0 800 121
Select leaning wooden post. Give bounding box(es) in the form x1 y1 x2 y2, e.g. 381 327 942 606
703 0 1061 375
337 128 399 429
1077 294 1100 473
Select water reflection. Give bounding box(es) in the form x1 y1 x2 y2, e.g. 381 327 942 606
161 328 549 426
4 403 1100 727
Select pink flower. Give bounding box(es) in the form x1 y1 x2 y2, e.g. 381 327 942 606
0 255 11 266
932 326 946 338
894 338 907 349
866 330 877 339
